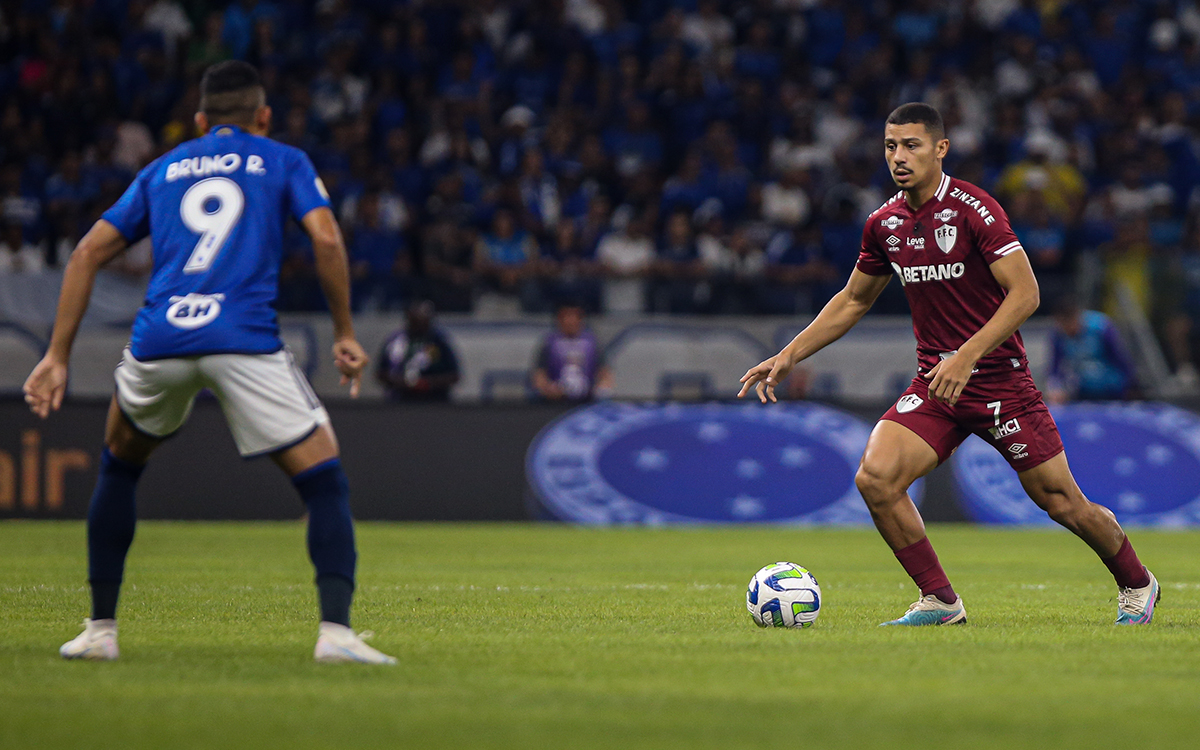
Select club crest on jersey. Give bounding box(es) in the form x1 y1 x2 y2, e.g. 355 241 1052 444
881 216 905 230
934 209 958 223
935 224 957 254
166 293 225 329
896 394 924 414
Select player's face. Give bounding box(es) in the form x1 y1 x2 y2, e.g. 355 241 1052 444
884 123 948 193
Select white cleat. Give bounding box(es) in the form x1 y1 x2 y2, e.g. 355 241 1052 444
1116 569 1161 625
60 619 119 660
314 622 397 665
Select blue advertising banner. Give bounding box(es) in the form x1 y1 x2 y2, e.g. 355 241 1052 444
953 402 1200 526
527 402 919 525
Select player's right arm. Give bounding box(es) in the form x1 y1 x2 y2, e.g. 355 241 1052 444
23 220 129 418
738 269 890 403
301 206 368 397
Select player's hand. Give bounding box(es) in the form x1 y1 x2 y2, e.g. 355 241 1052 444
23 356 68 419
738 353 793 404
922 353 975 406
332 338 369 398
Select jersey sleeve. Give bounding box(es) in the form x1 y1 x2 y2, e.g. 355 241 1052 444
970 191 1024 264
854 221 893 276
101 170 152 243
286 150 333 222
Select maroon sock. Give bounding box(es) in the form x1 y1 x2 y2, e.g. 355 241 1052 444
894 537 957 604
1102 537 1151 589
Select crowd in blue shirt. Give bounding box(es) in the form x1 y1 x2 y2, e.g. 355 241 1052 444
5 1 1200 328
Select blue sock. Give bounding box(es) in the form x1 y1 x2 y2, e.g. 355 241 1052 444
293 459 357 627
87 448 145 620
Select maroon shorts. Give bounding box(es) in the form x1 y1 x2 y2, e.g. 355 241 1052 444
880 371 1065 472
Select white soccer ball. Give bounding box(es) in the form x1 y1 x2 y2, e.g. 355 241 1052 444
746 562 822 628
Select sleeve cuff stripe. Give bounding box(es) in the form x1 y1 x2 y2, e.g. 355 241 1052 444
995 241 1023 256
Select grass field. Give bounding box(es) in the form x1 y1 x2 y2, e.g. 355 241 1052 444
2 522 1198 749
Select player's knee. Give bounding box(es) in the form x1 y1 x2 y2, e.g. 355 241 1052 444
1040 491 1087 532
855 463 902 507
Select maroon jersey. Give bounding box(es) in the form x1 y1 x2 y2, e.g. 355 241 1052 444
857 173 1027 378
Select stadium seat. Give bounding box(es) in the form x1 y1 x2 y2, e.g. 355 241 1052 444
604 324 768 400
441 322 548 402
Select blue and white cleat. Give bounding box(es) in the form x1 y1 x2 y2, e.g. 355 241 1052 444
314 622 397 665
60 619 119 660
880 595 967 626
1116 569 1160 625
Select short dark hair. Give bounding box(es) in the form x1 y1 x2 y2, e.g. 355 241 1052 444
200 61 265 125
886 102 945 141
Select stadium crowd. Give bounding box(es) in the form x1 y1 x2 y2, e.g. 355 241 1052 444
6 0 1200 379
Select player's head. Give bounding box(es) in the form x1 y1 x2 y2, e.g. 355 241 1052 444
406 300 435 335
555 299 586 337
884 103 948 195
197 61 270 135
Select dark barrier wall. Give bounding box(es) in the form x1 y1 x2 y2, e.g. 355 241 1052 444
0 399 575 521
0 398 965 522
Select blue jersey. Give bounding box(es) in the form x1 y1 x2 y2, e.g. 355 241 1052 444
103 124 331 360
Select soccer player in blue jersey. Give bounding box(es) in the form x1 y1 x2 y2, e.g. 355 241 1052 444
23 61 395 664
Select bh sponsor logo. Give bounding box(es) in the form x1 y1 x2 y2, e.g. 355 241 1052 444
167 293 225 329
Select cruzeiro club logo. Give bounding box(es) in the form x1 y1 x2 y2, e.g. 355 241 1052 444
527 402 922 524
953 402 1200 526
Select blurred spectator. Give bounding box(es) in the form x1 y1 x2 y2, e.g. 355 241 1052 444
540 220 601 313
531 301 613 401
994 131 1086 223
652 210 705 313
474 207 538 308
597 212 654 313
1047 298 1137 403
5 0 1200 326
348 192 408 312
0 222 46 274
376 301 460 402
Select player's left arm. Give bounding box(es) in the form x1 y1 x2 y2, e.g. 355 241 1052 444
925 250 1040 405
24 220 129 417
302 206 368 397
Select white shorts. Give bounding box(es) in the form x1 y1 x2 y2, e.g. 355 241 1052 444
114 347 330 457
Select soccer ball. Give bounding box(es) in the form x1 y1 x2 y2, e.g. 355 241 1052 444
746 562 822 628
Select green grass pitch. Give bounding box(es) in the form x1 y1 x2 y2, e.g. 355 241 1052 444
2 522 1198 750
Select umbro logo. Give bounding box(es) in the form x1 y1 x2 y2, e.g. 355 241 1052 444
934 209 958 223
1008 443 1027 454
880 216 905 230
886 235 901 249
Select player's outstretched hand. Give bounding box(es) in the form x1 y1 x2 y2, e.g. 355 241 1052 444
922 353 974 406
738 354 792 404
332 338 369 398
23 356 68 419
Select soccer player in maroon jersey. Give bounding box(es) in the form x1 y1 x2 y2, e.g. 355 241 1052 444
739 103 1159 626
